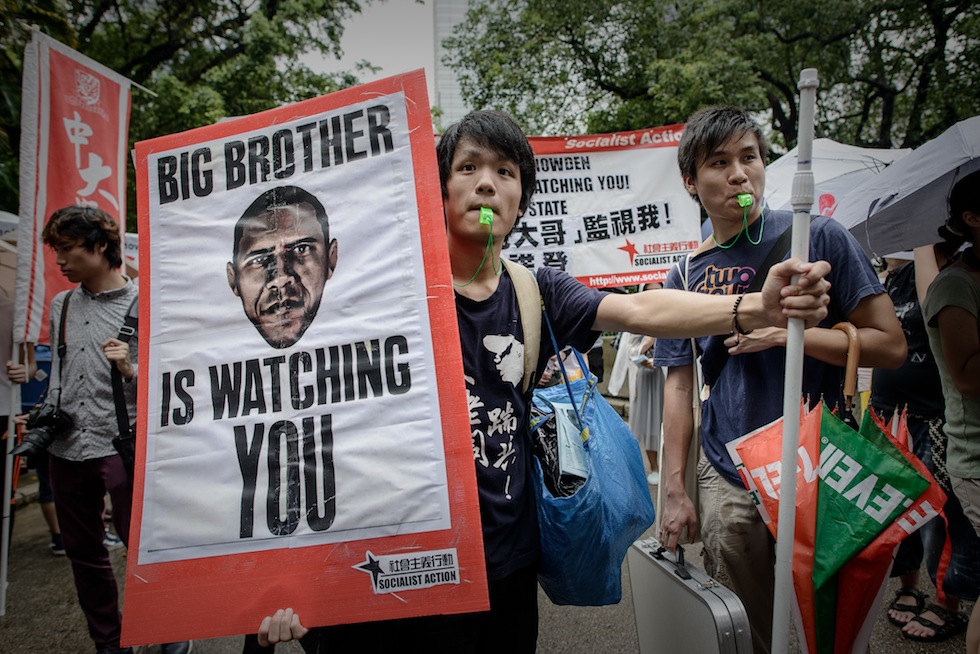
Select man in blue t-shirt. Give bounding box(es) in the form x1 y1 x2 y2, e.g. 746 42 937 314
252 110 835 654
654 105 905 654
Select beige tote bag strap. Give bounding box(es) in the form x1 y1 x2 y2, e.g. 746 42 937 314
501 258 542 394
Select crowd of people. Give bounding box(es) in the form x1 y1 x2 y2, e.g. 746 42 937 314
1 103 977 654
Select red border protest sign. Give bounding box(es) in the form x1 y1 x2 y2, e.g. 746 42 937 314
123 71 486 644
514 125 700 288
16 32 130 345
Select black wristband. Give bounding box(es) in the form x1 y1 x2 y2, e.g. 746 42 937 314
732 293 754 335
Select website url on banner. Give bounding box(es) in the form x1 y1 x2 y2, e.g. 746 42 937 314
581 271 668 287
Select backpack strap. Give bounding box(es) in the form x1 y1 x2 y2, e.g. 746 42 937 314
501 258 541 394
57 291 71 361
111 295 139 443
117 294 139 344
48 291 73 409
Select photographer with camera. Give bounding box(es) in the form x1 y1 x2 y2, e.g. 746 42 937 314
12 206 190 654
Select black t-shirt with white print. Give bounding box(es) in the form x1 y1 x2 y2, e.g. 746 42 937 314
455 265 605 581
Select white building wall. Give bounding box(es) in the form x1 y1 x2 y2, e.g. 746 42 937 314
432 0 471 128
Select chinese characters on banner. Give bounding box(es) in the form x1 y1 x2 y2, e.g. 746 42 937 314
15 32 131 344
122 71 486 645
511 126 701 288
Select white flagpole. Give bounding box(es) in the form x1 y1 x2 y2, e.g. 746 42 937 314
1 347 23 617
771 67 818 654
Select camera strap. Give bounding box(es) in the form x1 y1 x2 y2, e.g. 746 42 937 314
111 295 139 442
51 292 72 410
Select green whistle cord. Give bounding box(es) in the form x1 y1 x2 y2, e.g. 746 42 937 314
712 195 765 250
453 209 502 287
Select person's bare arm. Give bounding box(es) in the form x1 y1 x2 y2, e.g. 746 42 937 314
935 306 980 398
637 335 656 353
594 258 831 337
5 343 37 383
802 293 905 368
658 365 699 550
724 292 906 369
632 335 657 369
913 245 940 306
102 338 134 380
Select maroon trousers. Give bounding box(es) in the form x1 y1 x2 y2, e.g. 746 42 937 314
49 452 132 649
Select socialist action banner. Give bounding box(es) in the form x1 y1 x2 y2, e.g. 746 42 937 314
16 32 131 344
123 71 486 644
513 126 701 288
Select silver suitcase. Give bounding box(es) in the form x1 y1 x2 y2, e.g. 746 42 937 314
627 536 753 654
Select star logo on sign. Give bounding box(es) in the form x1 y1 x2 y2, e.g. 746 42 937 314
355 551 384 586
618 239 638 265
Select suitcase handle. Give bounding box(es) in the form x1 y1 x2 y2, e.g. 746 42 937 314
654 545 692 580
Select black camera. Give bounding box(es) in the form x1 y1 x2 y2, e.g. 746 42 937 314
11 404 73 457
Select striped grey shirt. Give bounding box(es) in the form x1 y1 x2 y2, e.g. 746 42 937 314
45 279 138 462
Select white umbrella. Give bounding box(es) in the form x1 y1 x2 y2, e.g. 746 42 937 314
835 115 980 257
764 138 909 217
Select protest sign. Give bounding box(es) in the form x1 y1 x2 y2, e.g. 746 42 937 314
510 126 701 288
16 32 130 344
122 71 486 644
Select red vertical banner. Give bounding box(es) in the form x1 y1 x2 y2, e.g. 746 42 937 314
15 32 131 344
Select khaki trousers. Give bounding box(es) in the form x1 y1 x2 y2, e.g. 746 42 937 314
698 453 775 654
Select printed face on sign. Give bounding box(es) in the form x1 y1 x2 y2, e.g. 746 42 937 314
226 186 338 348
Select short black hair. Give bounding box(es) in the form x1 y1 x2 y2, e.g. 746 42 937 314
437 110 536 214
677 105 769 202
940 168 980 246
233 185 330 260
42 205 123 269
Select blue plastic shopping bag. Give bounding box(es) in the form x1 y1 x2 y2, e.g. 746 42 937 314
530 363 656 606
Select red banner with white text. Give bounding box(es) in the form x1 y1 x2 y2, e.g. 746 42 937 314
15 32 131 344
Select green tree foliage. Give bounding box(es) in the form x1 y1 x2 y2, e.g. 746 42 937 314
444 0 979 150
0 0 367 223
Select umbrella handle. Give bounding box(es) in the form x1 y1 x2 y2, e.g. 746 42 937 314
832 322 860 413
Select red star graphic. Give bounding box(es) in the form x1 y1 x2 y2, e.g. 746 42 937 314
618 239 638 265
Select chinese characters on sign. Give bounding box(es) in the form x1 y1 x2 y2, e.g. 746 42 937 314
509 126 701 288
63 108 120 210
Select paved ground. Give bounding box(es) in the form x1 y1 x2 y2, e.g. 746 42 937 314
1 473 969 653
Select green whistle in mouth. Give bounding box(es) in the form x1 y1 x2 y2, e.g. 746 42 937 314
480 207 494 224
736 194 754 208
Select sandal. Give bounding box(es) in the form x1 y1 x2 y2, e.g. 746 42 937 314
887 587 926 627
902 603 968 642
